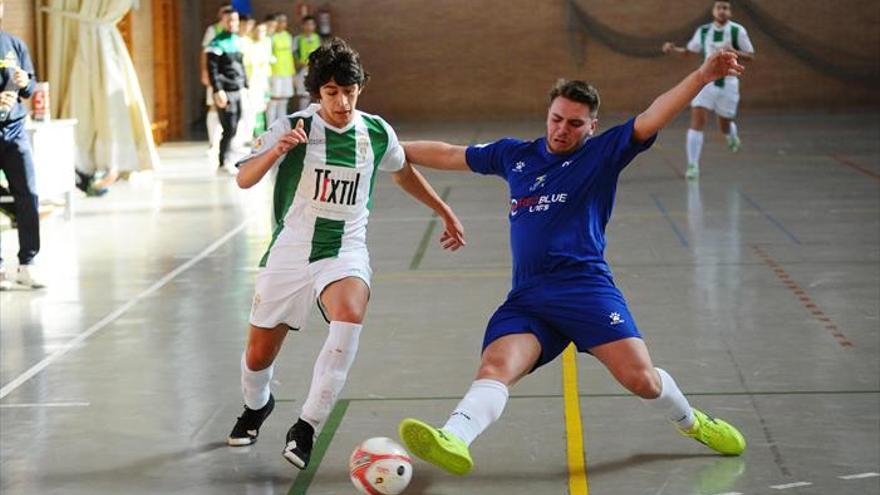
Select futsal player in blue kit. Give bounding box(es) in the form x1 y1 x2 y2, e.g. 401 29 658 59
398 49 747 475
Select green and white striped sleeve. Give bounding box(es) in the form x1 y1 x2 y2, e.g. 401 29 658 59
377 119 405 172
737 26 755 54
235 117 291 169
686 26 703 53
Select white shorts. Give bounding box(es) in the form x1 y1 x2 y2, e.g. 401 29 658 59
691 80 740 119
294 69 308 96
249 248 372 330
270 76 295 99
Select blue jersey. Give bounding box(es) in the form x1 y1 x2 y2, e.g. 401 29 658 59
466 118 655 289
0 31 36 124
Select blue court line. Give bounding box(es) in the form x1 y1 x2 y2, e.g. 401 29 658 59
650 194 689 247
737 190 802 245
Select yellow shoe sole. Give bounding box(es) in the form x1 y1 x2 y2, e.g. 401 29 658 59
398 418 473 476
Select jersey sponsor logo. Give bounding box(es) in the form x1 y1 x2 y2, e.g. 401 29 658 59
513 161 526 173
509 192 568 216
312 168 361 206
609 312 625 326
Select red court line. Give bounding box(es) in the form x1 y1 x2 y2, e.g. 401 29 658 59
751 245 854 348
829 154 880 182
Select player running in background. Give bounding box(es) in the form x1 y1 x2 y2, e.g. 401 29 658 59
398 49 748 476
663 0 755 179
226 38 465 471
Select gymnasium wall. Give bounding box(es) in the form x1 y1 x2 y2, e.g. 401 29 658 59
201 0 880 121
3 0 35 50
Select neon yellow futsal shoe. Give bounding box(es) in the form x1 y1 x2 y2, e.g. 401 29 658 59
681 408 747 456
398 418 474 475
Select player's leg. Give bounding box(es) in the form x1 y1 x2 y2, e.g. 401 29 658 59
590 337 745 455
218 91 242 171
687 106 708 179
400 333 539 476
2 124 43 288
228 322 289 446
716 82 741 153
718 116 739 152
283 275 369 469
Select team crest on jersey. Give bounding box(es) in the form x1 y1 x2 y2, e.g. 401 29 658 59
357 137 370 161
253 136 263 151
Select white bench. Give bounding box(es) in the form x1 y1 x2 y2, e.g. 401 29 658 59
25 118 77 220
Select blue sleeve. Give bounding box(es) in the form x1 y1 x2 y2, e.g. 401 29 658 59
465 138 519 178
16 38 36 99
595 117 657 175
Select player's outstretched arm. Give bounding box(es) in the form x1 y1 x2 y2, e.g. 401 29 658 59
661 41 692 56
236 119 308 189
402 141 470 171
392 162 466 251
633 50 744 143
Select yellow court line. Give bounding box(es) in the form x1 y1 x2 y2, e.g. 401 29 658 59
562 344 590 495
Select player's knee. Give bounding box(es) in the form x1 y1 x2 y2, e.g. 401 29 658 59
327 303 365 324
477 354 517 384
245 344 276 371
622 368 662 399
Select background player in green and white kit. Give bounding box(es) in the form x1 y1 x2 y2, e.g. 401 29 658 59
293 15 322 112
226 38 466 471
267 13 295 128
663 0 755 179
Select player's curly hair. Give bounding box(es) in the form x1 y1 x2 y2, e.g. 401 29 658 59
549 79 600 116
305 38 370 98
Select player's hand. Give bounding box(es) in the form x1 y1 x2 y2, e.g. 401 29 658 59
661 42 675 54
439 208 466 251
699 49 744 83
0 91 17 108
13 68 29 89
272 119 308 157
213 90 228 109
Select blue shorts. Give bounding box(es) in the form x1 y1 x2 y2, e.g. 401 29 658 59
482 272 641 370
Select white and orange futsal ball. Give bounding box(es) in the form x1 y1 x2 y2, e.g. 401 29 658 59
348 437 413 495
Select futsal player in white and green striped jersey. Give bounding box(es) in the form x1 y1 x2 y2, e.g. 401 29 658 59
663 0 755 179
226 38 466 470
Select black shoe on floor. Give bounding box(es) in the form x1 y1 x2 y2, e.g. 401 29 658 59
282 418 315 469
227 394 275 446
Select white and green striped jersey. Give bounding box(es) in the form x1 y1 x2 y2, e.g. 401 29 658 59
686 21 754 86
240 104 405 266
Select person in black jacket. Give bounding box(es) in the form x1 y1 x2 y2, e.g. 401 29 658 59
206 7 248 172
0 21 44 289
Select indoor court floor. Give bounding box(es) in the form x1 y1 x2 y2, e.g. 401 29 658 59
1 111 878 494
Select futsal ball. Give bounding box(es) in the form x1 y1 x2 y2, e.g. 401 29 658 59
349 437 413 495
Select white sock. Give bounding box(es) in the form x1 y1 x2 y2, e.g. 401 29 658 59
686 129 704 166
207 109 221 149
727 122 739 142
241 352 273 410
442 379 509 446
641 368 695 430
301 321 362 428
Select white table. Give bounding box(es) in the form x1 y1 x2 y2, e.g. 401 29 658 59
24 118 78 220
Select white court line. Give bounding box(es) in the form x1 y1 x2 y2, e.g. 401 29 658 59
711 492 743 495
0 402 90 408
0 221 248 400
770 482 813 490
839 472 880 480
